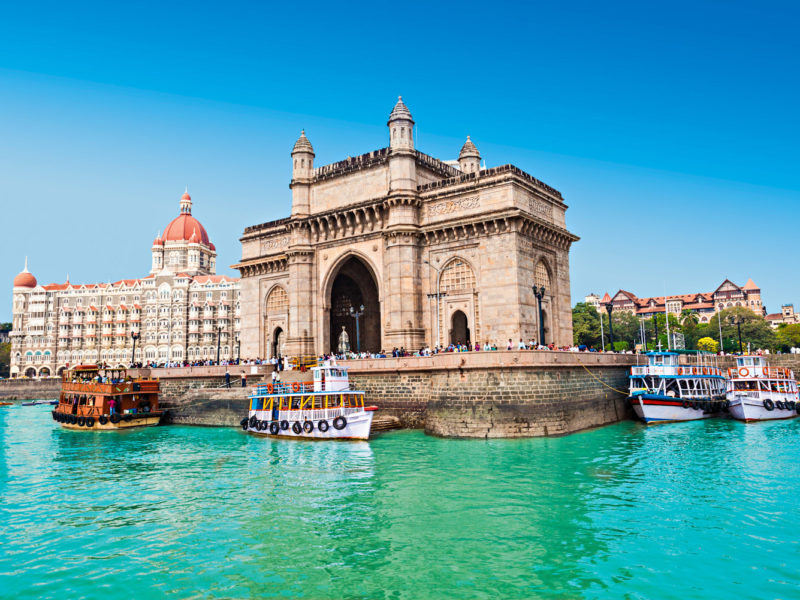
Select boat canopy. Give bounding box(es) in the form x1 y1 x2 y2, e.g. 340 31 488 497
312 361 349 392
736 356 765 367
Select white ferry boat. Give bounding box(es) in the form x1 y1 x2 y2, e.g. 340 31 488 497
725 356 799 422
629 351 727 424
241 361 378 440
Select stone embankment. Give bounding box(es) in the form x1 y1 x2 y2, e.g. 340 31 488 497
7 352 798 437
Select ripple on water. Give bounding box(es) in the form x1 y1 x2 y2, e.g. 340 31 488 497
1 405 799 599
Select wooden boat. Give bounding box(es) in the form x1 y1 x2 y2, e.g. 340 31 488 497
241 361 377 440
52 365 163 430
726 356 799 422
628 351 727 424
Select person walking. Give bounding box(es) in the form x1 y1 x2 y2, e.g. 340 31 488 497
224 370 231 388
241 372 247 388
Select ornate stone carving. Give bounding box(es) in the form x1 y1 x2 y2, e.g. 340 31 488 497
260 236 289 254
529 198 553 220
428 196 480 217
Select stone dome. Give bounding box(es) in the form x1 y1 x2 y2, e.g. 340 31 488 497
14 259 37 288
292 130 314 155
459 136 480 159
388 96 414 124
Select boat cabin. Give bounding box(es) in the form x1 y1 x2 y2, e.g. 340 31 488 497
312 363 349 392
58 364 160 419
736 356 765 369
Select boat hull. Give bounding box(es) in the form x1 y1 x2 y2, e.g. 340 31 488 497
54 411 163 430
630 395 719 424
245 410 375 440
727 396 798 422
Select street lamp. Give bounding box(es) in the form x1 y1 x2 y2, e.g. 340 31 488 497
349 304 365 353
532 285 546 346
130 331 140 366
604 302 615 351
423 260 447 348
216 324 223 365
728 315 744 354
236 337 241 363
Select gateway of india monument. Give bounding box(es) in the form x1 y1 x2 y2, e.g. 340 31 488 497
235 98 579 359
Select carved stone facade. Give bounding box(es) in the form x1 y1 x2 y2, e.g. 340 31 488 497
235 98 578 358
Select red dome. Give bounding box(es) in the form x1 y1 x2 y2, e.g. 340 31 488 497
181 191 191 201
14 271 37 288
163 214 210 245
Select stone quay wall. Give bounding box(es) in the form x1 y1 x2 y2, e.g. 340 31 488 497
0 378 61 400
345 351 638 438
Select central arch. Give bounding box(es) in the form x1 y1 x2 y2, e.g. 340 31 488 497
326 255 381 353
450 310 470 345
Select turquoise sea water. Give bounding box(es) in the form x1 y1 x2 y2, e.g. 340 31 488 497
1 405 798 599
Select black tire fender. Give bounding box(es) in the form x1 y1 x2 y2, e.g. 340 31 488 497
85 417 95 428
110 413 121 424
292 421 302 434
318 420 329 432
99 415 108 425
775 400 785 410
303 421 314 433
269 421 280 435
280 420 289 431
333 416 347 431
763 398 775 411
682 399 691 409
77 417 86 427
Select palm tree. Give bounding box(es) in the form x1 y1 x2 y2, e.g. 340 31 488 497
680 309 699 327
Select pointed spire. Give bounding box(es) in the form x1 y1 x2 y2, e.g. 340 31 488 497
23 256 29 273
292 130 314 155
388 95 414 124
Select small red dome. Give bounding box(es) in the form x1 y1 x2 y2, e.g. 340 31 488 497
153 236 164 246
163 214 210 245
14 271 37 288
208 242 216 251
181 191 191 201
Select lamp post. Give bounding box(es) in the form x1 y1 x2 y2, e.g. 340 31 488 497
236 337 241 363
349 304 365 353
216 324 223 365
728 315 744 354
130 331 140 366
604 302 615 351
423 260 447 348
532 285 546 346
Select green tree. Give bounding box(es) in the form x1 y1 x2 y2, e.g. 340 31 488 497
696 337 719 353
0 342 9 378
609 310 643 349
696 307 777 353
775 324 800 352
572 303 601 348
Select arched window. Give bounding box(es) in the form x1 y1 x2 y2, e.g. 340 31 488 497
534 260 551 290
266 287 289 313
439 260 476 294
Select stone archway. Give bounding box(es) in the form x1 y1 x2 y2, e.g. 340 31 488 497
272 327 284 358
450 310 470 345
327 256 381 353
24 367 36 378
39 367 51 377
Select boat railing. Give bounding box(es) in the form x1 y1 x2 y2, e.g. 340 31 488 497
253 381 354 395
62 380 159 394
727 366 794 379
252 406 364 421
631 366 723 377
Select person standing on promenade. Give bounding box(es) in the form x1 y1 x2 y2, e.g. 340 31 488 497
224 370 231 388
241 373 247 388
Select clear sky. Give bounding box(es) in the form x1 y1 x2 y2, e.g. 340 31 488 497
1 0 798 320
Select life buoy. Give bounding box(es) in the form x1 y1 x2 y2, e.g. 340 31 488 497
763 398 775 411
333 416 347 430
77 417 86 427
110 413 121 424
292 382 300 392
99 415 108 425
702 367 709 375
776 401 785 410
678 368 684 375
292 421 302 434
280 420 289 430
86 417 95 427
692 367 698 375
739 367 749 377
269 422 280 435
303 421 314 433
318 419 329 432
267 384 274 394
240 417 248 430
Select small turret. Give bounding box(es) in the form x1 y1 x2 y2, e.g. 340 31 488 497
387 96 414 151
458 136 481 174
291 130 315 180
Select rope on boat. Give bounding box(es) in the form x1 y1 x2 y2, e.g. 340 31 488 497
575 358 629 396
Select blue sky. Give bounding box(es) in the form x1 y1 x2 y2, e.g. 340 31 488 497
1 0 798 319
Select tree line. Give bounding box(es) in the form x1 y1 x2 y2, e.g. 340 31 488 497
572 304 800 353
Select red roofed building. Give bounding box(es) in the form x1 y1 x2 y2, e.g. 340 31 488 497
10 190 241 377
592 278 766 323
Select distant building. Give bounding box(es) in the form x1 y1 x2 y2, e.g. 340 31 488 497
584 293 601 310
9 191 241 378
598 278 765 323
766 304 800 328
0 325 10 344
